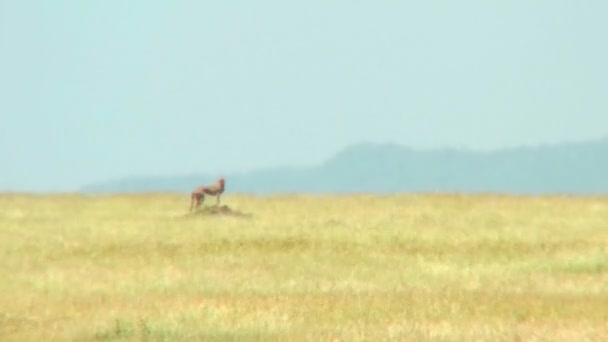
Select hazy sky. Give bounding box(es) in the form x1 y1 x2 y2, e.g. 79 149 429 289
1 1 607 191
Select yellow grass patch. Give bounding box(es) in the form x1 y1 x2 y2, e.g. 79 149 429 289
1 193 607 341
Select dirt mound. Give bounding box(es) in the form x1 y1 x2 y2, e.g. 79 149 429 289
190 205 253 218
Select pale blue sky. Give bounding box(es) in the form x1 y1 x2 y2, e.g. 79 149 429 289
1 1 607 191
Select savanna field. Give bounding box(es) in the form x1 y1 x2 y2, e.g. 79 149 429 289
1 193 607 341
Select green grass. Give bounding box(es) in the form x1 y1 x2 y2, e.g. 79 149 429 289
1 193 607 341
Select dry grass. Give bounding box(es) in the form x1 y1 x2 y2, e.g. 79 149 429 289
1 193 607 341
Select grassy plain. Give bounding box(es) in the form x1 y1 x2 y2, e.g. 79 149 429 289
1 193 607 341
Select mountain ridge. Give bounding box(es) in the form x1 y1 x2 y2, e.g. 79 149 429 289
80 138 608 195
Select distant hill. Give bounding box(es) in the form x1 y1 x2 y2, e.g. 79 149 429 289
80 138 608 195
